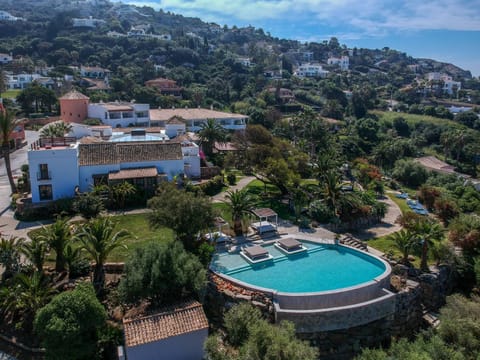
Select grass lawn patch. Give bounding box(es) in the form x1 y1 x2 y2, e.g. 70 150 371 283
387 193 413 215
0 89 21 99
109 213 174 261
373 110 467 130
28 213 174 263
367 235 420 267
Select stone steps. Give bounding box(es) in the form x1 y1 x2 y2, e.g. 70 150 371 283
341 235 368 252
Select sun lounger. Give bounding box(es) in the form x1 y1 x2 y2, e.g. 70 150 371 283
275 238 307 254
240 245 273 264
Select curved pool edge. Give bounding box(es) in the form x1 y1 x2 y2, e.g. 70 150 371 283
210 243 395 331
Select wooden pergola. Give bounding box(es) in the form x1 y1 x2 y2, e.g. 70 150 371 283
251 208 278 234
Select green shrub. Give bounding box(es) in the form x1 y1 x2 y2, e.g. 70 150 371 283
34 283 107 360
72 193 104 219
308 200 335 223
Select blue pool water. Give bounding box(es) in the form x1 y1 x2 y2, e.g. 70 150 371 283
211 242 386 293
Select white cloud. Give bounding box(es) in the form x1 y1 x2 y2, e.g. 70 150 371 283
126 0 480 35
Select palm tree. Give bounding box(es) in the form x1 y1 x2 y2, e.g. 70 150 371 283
0 108 20 193
320 170 344 216
35 217 72 273
0 236 24 280
413 220 444 272
40 121 72 138
112 181 137 209
198 118 226 156
387 230 415 264
3 272 56 333
224 189 257 236
75 217 130 294
20 237 48 273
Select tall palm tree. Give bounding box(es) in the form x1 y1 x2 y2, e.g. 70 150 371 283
413 220 444 272
20 237 48 273
198 118 226 156
75 217 130 294
0 236 24 280
320 170 344 216
224 189 257 236
0 108 20 193
387 229 415 264
35 217 72 273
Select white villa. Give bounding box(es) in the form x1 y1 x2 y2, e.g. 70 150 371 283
0 53 12 64
0 10 23 21
293 63 329 78
426 72 462 95
5 73 56 90
327 56 349 71
88 102 150 128
149 108 247 131
28 126 201 203
72 16 106 28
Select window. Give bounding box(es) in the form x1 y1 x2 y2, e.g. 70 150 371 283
38 164 50 180
39 185 53 201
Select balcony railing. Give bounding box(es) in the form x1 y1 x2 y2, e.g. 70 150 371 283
37 171 52 180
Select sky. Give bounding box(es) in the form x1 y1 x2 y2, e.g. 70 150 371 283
123 0 480 77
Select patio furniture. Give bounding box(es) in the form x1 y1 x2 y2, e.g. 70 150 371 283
241 245 273 263
275 237 307 254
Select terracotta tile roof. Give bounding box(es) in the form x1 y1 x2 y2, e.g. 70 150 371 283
59 90 90 100
150 108 247 122
123 301 208 347
78 142 183 166
108 167 158 180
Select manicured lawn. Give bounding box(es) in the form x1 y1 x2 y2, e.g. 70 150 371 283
0 89 21 99
28 213 174 263
109 213 174 261
368 235 422 268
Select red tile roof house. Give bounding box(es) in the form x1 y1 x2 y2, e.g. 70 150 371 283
122 301 209 360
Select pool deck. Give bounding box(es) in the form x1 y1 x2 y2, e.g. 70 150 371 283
211 228 395 332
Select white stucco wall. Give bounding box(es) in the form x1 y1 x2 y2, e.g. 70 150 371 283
183 155 200 178
120 160 185 179
125 329 208 360
28 147 79 202
78 164 120 192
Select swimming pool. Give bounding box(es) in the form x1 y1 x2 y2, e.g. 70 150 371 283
211 241 387 293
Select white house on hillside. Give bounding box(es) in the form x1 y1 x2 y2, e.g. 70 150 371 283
72 16 106 28
0 11 23 21
88 102 150 128
327 56 349 70
149 108 247 131
6 73 41 89
0 53 12 64
293 63 329 78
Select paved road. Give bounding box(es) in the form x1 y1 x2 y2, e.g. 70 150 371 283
0 131 38 215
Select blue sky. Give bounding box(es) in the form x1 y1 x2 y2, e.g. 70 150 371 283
124 0 480 76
